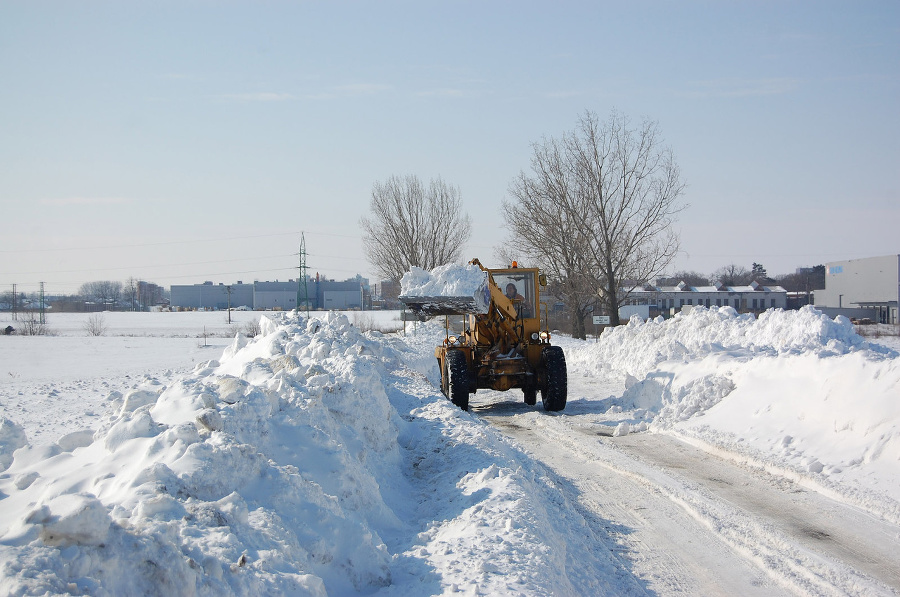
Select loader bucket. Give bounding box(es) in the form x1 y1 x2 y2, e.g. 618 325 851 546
399 295 487 316
399 264 491 316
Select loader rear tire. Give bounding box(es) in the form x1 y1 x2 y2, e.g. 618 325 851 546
540 346 567 412
446 350 470 411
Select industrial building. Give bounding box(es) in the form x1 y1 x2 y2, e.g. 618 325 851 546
170 282 255 311
170 277 366 311
814 254 899 324
621 280 788 319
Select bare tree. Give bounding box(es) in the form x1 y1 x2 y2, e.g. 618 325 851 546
498 144 600 339
78 280 123 310
361 175 472 283
657 270 710 287
125 277 138 311
503 110 686 335
20 309 48 336
84 313 107 336
242 318 261 338
777 265 825 292
712 264 752 286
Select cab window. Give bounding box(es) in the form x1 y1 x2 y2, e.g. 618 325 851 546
494 272 535 318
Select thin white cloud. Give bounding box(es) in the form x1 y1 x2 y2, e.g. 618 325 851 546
218 92 295 102
680 77 800 98
298 83 392 100
40 197 133 207
416 88 468 98
333 83 392 95
159 73 197 81
544 90 581 99
302 92 338 100
219 85 392 102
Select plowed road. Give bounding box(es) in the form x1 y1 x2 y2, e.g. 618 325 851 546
472 392 900 596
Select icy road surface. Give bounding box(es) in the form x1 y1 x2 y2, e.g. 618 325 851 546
472 375 900 596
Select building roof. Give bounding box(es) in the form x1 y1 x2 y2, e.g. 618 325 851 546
631 283 787 294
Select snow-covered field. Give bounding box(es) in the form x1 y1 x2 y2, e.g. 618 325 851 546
1 308 898 595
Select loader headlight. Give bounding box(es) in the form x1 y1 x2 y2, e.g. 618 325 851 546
448 335 458 344
540 331 550 341
531 332 539 341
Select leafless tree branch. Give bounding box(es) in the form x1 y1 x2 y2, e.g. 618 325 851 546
361 175 472 283
501 110 687 335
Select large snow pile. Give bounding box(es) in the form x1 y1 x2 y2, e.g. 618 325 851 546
566 306 900 521
0 312 637 596
400 263 487 296
400 263 487 298
567 305 869 379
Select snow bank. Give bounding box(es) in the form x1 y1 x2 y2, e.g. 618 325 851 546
566 306 900 519
0 312 403 596
0 312 637 595
568 306 869 380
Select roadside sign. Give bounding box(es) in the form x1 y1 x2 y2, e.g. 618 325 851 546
592 315 610 325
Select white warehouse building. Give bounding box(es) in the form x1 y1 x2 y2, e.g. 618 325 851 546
170 278 366 311
814 254 899 324
622 280 788 318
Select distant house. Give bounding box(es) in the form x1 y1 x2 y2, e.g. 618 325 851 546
379 279 402 310
622 280 788 318
814 254 899 324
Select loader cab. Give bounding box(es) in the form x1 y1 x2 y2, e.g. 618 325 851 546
489 264 544 323
493 272 535 319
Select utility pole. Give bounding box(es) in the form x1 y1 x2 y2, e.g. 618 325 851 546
226 285 233 324
297 233 310 318
11 284 17 321
39 282 46 324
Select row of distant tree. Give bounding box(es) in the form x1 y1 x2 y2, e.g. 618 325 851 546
360 108 827 339
2 278 166 312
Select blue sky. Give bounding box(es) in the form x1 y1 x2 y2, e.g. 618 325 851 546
1 1 898 295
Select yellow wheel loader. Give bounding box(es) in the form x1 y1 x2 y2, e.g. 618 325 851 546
400 259 567 412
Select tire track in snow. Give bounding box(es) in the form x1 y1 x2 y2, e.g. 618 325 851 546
610 431 900 591
474 395 896 596
476 403 785 595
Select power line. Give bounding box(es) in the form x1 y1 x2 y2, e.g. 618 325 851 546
0 253 299 277
0 229 365 254
5 266 302 292
2 230 380 291
0 231 308 254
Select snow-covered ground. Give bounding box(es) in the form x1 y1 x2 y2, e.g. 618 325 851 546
1 307 898 595
562 307 900 520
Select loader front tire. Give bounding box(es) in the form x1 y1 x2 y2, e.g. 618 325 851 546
540 346 567 412
446 350 470 411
